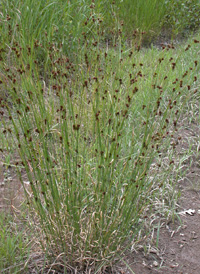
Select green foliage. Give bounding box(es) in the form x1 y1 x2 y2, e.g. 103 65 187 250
106 0 167 35
0 0 103 69
1 0 200 68
0 214 30 273
1 34 200 271
164 0 200 35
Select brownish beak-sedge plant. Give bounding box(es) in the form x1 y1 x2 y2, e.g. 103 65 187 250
0 0 200 273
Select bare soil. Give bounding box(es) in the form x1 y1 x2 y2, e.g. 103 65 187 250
127 122 200 274
128 166 200 274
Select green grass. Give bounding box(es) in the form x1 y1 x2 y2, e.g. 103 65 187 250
0 0 200 273
1 0 200 64
0 213 31 274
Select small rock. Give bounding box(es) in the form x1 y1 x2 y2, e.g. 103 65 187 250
153 261 158 267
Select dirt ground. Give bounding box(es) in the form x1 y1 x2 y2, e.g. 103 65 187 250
0 121 199 274
128 164 200 274
0 163 28 213
127 123 200 274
